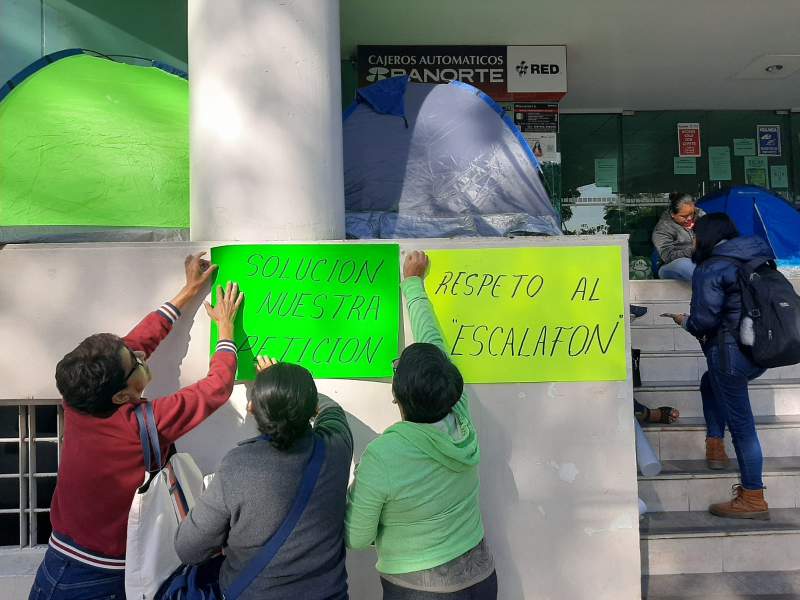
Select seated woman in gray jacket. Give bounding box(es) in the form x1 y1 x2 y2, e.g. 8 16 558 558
172 357 353 600
652 192 705 281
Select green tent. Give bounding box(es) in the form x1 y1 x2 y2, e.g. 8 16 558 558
0 49 189 242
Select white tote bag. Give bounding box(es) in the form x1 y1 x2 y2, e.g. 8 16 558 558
125 403 204 600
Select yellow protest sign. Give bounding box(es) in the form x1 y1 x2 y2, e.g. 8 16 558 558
424 246 626 383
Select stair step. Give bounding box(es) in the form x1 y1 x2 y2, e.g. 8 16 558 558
629 278 800 305
646 596 800 600
635 379 800 418
638 458 800 512
642 569 800 599
640 509 800 575
638 352 800 383
642 417 800 461
633 324 700 352
642 508 800 538
630 280 695 303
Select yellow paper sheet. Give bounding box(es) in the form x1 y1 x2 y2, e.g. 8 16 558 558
424 246 627 383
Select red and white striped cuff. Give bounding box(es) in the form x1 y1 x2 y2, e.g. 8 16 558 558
216 339 237 354
157 302 181 324
49 533 126 571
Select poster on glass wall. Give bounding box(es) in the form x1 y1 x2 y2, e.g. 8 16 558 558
677 123 701 157
757 125 781 157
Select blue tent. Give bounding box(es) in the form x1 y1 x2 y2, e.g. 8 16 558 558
343 76 561 239
698 186 800 266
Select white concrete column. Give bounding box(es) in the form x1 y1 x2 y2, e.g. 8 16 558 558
189 0 344 241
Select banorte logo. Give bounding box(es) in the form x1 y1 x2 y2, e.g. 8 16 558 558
366 67 390 82
515 61 529 76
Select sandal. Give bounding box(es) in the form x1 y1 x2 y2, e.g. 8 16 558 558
646 406 679 424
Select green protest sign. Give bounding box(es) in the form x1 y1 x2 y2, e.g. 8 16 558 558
210 244 400 380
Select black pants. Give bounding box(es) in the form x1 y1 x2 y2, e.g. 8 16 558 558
381 571 497 600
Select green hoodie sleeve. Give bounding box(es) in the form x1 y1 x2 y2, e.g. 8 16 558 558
401 276 471 416
344 445 389 549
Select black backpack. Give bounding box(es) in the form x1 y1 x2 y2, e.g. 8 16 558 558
735 257 800 368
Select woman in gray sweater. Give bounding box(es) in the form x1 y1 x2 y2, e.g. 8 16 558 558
173 357 353 600
652 192 705 281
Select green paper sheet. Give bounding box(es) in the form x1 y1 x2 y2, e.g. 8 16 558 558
733 138 756 156
594 159 618 192
708 146 732 181
673 157 697 175
744 156 769 188
210 244 400 380
771 165 789 189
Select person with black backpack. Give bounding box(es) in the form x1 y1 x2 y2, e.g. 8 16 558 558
669 213 777 520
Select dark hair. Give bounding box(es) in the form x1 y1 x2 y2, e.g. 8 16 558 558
669 191 694 214
55 333 126 417
249 363 318 451
392 343 463 423
692 213 740 264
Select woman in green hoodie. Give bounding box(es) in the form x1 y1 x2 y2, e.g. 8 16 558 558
345 251 497 599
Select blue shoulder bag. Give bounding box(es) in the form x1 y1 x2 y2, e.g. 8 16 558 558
158 434 326 600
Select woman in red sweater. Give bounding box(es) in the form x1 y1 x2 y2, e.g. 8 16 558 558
28 253 242 600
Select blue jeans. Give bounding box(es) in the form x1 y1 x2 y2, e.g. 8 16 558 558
29 548 125 600
658 257 695 281
700 341 766 489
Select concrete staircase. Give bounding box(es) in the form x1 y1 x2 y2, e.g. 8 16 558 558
631 278 800 599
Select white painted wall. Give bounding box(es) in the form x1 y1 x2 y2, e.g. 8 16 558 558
0 236 639 600
188 0 345 241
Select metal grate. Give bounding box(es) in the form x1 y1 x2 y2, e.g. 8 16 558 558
0 401 62 547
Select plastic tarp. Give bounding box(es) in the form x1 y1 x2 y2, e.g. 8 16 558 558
0 50 189 243
343 77 561 239
698 185 800 270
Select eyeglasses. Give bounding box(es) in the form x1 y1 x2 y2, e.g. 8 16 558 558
124 348 145 382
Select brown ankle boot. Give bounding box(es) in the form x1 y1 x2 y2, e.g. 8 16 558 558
709 485 770 520
706 437 729 470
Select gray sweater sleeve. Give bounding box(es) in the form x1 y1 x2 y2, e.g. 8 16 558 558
314 394 353 455
174 462 231 564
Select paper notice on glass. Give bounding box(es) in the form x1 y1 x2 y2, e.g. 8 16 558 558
744 156 769 188
757 125 781 157
708 146 732 181
770 165 789 189
677 123 701 157
524 132 559 163
673 157 697 175
594 158 618 192
734 138 756 156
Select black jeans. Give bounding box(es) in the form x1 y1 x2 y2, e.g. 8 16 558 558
381 571 497 600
